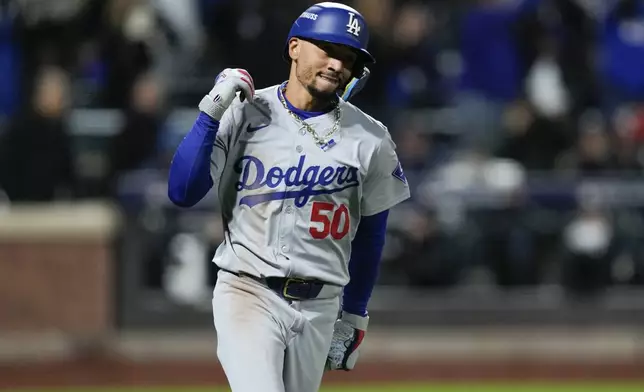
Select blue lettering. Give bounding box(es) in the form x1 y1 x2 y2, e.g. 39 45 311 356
336 167 347 185
303 166 320 186
234 155 360 208
266 167 284 187
319 167 335 185
285 155 305 186
235 156 265 191
346 168 359 184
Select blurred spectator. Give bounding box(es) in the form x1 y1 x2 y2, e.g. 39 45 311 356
466 157 536 287
525 34 570 119
413 149 534 286
386 208 468 288
551 0 598 115
454 0 540 153
383 116 465 287
15 1 87 67
197 0 238 70
556 110 617 176
561 207 615 295
497 89 574 171
394 115 451 194
516 0 599 117
107 72 166 195
0 66 75 202
385 2 447 111
83 0 156 108
72 39 107 107
152 0 205 70
611 104 644 173
457 0 529 102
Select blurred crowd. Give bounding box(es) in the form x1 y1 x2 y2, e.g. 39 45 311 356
2 0 644 295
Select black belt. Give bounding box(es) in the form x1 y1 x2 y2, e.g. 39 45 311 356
220 269 326 300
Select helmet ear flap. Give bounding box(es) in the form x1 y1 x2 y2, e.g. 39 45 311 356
340 66 370 102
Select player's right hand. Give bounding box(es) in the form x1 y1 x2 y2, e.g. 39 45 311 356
198 68 255 121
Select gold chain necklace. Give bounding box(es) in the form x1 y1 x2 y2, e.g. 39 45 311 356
278 82 341 150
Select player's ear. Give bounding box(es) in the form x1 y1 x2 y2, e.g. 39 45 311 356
288 38 300 61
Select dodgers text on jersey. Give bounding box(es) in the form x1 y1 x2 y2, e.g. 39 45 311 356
234 155 359 208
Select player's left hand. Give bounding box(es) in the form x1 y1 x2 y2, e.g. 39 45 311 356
325 311 369 371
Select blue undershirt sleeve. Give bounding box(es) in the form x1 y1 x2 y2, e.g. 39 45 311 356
167 112 220 207
342 209 389 317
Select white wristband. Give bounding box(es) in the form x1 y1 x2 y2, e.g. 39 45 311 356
198 94 225 121
341 311 369 331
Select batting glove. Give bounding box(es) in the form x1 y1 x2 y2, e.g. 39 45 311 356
199 68 255 121
326 311 369 371
340 67 370 102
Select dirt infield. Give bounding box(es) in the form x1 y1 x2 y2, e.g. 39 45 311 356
1 354 643 389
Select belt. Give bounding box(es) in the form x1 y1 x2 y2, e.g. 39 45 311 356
220 269 341 300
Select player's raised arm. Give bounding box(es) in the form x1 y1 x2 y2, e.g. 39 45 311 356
167 68 255 207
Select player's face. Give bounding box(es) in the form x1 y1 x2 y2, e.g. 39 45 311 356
292 39 357 100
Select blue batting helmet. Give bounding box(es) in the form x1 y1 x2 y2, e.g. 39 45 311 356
283 2 375 74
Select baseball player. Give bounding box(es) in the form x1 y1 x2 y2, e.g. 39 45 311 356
167 2 410 391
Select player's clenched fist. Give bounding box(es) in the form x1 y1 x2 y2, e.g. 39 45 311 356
325 311 369 371
199 68 255 121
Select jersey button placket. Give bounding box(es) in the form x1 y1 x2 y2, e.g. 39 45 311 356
278 124 301 265
279 201 295 238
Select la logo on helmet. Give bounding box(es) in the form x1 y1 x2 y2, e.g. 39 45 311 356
346 12 360 36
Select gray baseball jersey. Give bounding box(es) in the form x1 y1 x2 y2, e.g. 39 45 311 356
210 85 410 286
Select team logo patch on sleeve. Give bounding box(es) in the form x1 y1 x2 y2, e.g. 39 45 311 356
392 161 407 185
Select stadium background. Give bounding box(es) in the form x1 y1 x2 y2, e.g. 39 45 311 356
1 0 644 390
